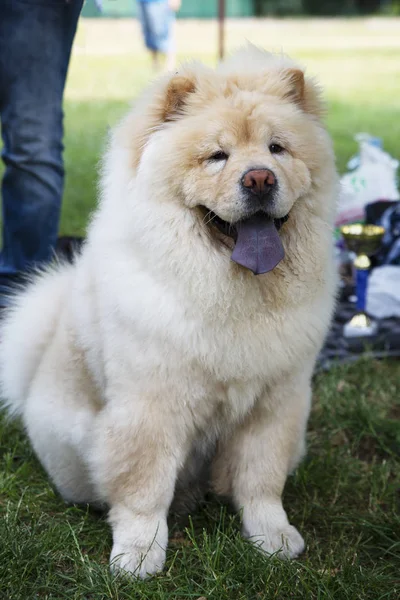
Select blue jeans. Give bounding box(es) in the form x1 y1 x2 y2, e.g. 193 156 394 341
0 0 83 276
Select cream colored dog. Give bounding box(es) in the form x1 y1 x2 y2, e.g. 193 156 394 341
0 46 337 578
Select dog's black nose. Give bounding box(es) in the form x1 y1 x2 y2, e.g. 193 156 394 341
241 168 276 197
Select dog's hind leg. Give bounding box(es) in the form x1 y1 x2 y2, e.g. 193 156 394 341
22 346 100 506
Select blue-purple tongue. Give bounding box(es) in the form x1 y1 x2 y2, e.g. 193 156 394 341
231 213 285 275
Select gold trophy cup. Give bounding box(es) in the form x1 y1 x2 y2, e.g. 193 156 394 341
340 224 385 337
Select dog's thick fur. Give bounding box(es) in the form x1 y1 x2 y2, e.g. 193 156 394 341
0 46 337 578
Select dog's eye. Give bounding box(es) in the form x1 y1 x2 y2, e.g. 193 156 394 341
209 151 229 162
269 144 285 154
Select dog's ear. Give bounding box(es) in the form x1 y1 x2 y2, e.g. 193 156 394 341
122 73 197 170
282 68 324 117
282 69 305 105
161 75 196 122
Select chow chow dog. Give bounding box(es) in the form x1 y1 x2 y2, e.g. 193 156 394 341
0 45 337 578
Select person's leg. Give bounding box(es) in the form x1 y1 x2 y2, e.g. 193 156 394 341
137 1 172 72
165 20 177 72
148 1 173 71
0 0 83 278
151 49 161 72
165 5 177 72
137 2 158 70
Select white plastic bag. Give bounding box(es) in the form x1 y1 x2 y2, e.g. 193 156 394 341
336 134 399 227
367 265 400 319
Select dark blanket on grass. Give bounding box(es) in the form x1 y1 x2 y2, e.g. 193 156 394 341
316 283 400 372
318 200 400 370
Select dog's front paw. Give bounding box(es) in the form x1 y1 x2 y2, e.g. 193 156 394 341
110 540 166 579
109 508 168 579
243 502 305 559
251 523 305 559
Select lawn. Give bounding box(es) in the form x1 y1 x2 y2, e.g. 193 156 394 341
1 17 400 600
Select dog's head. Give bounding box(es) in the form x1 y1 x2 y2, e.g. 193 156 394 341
112 45 335 274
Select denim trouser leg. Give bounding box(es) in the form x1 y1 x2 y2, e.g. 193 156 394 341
0 0 83 275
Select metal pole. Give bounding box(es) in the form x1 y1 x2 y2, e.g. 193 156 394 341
218 0 225 61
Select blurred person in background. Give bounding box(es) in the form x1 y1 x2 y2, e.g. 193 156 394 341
137 0 181 71
0 0 84 307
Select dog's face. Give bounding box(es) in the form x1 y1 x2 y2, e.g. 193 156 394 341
165 88 315 227
125 48 332 267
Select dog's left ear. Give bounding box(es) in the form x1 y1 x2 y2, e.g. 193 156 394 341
161 75 196 122
282 68 324 117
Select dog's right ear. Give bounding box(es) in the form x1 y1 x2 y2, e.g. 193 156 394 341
123 73 197 170
160 75 196 122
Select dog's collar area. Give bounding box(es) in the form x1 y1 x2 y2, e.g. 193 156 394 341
201 208 289 241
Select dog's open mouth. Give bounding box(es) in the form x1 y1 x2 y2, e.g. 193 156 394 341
201 209 289 275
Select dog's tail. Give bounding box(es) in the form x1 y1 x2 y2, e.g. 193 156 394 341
0 265 73 418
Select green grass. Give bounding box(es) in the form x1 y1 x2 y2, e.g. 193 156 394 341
1 17 400 600
1 360 399 599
